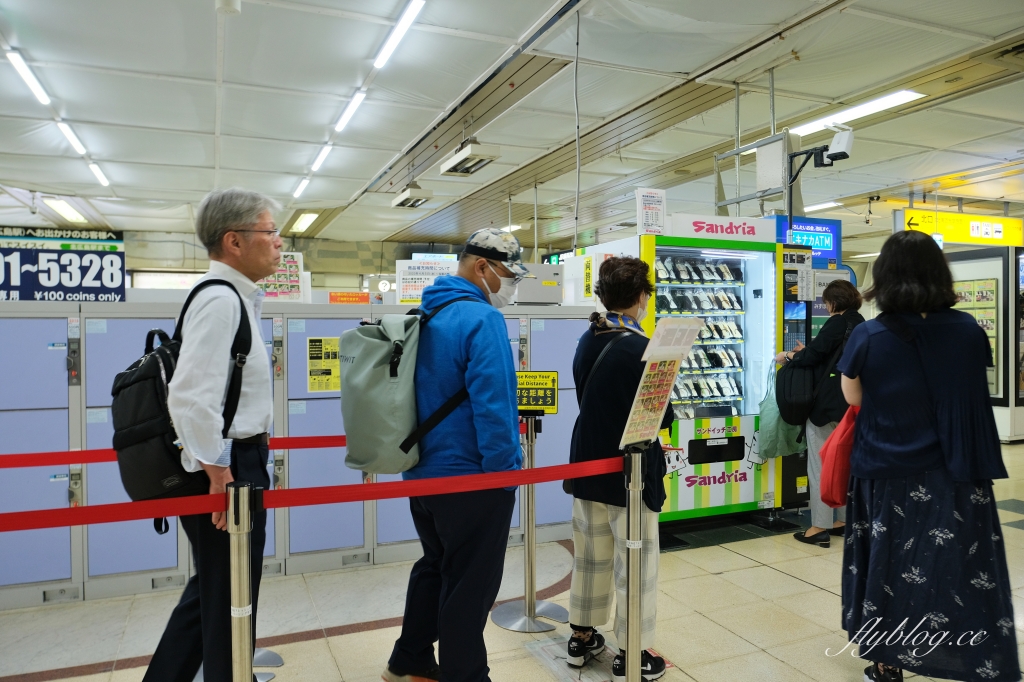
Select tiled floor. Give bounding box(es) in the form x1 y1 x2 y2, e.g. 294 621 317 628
3 444 1024 682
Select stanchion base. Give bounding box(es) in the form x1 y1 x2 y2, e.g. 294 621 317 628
491 600 569 632
254 648 284 667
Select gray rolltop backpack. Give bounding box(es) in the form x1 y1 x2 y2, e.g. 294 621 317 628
338 298 478 474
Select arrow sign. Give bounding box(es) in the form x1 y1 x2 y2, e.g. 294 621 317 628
907 217 919 228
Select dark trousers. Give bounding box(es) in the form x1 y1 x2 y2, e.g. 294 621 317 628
389 488 516 682
144 442 269 682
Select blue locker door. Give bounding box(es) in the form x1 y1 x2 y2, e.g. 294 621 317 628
85 408 178 576
0 410 71 585
287 399 362 553
0 319 69 410
530 318 589 526
287 318 360 400
84 318 175 407
261 318 275 557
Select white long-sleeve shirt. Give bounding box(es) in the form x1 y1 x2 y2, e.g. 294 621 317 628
168 260 273 472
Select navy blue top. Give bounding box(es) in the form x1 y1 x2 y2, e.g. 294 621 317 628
837 310 1006 482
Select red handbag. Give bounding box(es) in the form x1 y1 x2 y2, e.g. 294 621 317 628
819 405 859 508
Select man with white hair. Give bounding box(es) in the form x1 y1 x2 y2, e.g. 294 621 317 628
144 188 282 682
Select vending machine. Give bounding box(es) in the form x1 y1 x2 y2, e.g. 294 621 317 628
573 214 787 521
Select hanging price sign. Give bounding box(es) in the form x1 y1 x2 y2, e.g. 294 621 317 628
0 247 125 302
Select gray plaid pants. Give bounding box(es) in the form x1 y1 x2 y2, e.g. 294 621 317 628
568 498 659 650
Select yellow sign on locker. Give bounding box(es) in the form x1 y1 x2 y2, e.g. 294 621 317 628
516 371 558 414
307 337 340 392
905 209 1024 247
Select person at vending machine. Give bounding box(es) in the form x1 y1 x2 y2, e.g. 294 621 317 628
774 279 864 548
384 228 529 682
144 188 281 682
566 256 670 682
838 230 1018 682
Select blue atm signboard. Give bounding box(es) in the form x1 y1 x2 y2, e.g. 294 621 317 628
0 227 125 302
775 216 841 267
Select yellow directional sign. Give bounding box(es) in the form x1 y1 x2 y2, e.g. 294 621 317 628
517 371 558 414
905 209 1023 247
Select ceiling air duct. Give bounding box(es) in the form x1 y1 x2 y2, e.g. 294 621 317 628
391 181 433 209
438 137 500 177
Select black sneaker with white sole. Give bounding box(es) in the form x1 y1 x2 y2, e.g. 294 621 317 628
612 649 666 681
566 627 605 668
863 662 903 682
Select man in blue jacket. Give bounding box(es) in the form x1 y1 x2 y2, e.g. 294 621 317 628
384 228 529 682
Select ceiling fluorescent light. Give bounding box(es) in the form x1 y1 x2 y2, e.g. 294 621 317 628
88 163 110 186
293 178 310 198
373 0 425 69
439 137 500 176
791 90 924 137
44 198 88 223
291 213 318 233
311 144 333 172
335 91 366 132
57 123 86 155
391 181 432 208
503 225 521 232
849 252 881 259
5 51 51 105
804 201 840 212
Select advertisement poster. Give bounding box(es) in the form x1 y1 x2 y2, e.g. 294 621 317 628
635 187 667 235
620 358 680 449
0 226 125 302
396 259 458 304
307 337 340 392
953 278 998 394
257 252 303 300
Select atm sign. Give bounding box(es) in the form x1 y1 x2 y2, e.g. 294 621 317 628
790 231 833 251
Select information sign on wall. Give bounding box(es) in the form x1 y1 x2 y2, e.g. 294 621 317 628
953 278 998 394
775 216 841 266
396 259 458 304
307 337 340 392
635 187 666 235
329 291 370 304
903 209 1024 247
516 371 558 413
0 227 125 302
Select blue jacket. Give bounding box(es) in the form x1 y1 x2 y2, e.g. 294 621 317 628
403 275 522 480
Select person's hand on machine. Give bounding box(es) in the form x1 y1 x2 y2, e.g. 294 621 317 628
774 341 804 365
199 462 235 530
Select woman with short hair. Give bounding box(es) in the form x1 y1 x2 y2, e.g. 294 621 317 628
838 230 1019 682
566 256 668 681
775 279 865 547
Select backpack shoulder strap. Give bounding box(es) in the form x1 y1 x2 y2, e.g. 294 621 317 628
174 278 253 438
419 296 480 325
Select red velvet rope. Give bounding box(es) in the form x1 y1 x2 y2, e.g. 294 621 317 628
0 457 624 533
0 435 348 469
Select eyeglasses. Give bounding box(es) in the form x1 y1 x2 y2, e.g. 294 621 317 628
487 260 522 285
233 228 280 237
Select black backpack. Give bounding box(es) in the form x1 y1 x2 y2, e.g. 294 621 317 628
110 279 251 509
775 322 852 427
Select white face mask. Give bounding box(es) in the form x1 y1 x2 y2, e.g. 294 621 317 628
636 294 649 323
483 261 517 308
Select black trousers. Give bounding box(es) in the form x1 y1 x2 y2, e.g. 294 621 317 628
143 442 269 682
389 488 516 682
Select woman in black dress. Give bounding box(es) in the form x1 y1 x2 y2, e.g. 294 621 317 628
838 230 1019 682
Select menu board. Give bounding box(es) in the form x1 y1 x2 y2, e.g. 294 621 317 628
257 252 304 300
954 278 998 393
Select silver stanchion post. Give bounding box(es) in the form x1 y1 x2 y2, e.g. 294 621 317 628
228 482 254 682
492 413 569 632
625 445 645 682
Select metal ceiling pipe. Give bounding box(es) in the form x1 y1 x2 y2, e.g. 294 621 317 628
734 82 741 217
769 68 776 136
534 185 539 263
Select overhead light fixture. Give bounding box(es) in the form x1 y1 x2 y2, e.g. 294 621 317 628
5 51 51 105
849 252 880 259
335 90 366 132
791 90 925 137
311 144 333 172
502 225 522 232
293 178 310 198
439 137 500 176
373 0 425 69
291 212 318 233
391 180 432 208
804 201 840 213
89 163 109 186
56 123 86 155
44 198 88 224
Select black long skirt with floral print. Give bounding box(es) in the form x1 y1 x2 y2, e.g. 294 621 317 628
842 468 1021 681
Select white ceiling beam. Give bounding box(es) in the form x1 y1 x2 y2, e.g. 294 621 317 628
701 79 835 104
525 49 686 81
840 7 997 44
17 60 444 112
517 107 603 122
243 0 516 45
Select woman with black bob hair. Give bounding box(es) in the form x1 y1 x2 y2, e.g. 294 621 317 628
564 256 669 681
837 230 1019 682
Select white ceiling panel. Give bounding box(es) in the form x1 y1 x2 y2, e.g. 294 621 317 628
478 110 576 148
101 162 214 195
814 138 933 171
520 65 674 119
857 110 1018 149
219 87 340 145
0 152 99 190
0 0 215 78
672 93 823 141
89 198 191 219
0 117 70 156
220 136 318 175
538 0 808 74
294 175 369 204
834 150 1004 185
0 66 61 119
104 215 194 232
419 0 556 40
855 0 1024 36
337 103 438 155
946 131 1024 162
40 69 217 131
937 81 1024 126
78 125 215 168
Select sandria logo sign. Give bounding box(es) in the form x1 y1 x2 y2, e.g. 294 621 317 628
692 220 757 236
685 471 748 488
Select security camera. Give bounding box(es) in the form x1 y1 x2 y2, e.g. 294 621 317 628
826 124 853 162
